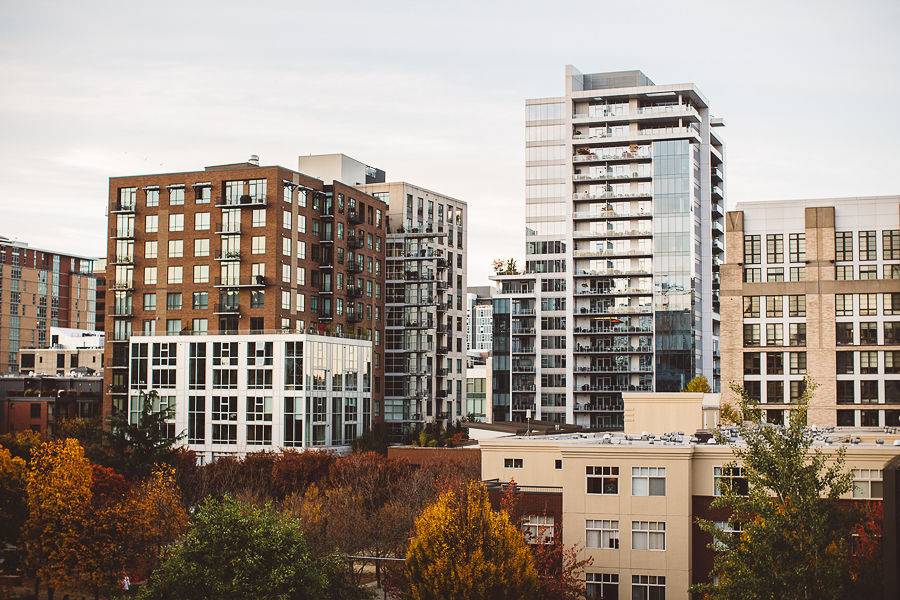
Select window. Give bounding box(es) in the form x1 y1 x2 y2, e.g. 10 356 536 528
169 186 184 205
555 459 562 470
852 469 883 499
859 265 878 280
504 458 523 469
766 352 784 375
631 521 665 551
166 292 182 310
631 575 665 600
859 230 876 261
743 296 759 319
836 265 853 280
246 396 273 445
884 293 900 315
835 231 853 261
788 323 806 347
166 319 181 335
586 465 618 494
167 266 183 284
884 230 900 260
521 515 554 545
193 265 209 284
188 396 205 444
766 268 784 282
743 324 760 347
195 185 211 204
631 467 666 496
252 236 266 254
836 322 854 345
585 573 618 600
297 214 306 234
767 380 784 403
765 296 783 318
145 188 159 207
145 214 158 233
194 238 210 257
789 266 806 281
789 233 805 262
144 266 157 285
714 466 748 496
282 210 291 229
252 208 266 227
144 240 158 259
143 293 157 311
788 295 806 317
211 396 237 444
860 351 879 374
744 268 761 283
789 352 807 374
859 293 877 316
282 237 291 256
743 352 761 375
743 235 760 264
195 212 210 231
766 323 783 346
586 520 619 549
168 213 184 232
165 239 182 258
860 322 878 345
766 234 783 263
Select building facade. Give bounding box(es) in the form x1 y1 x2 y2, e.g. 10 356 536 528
721 197 900 427
493 66 724 429
480 429 896 600
360 181 468 433
128 333 372 462
0 236 97 374
467 285 494 355
104 159 387 421
0 372 102 434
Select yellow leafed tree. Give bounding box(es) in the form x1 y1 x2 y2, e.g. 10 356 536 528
405 481 539 600
23 438 93 592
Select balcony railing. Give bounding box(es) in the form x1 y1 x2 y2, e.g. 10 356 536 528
111 281 133 291
348 209 363 225
573 248 652 259
112 255 134 265
214 303 240 314
346 285 363 299
576 305 653 316
573 170 650 182
573 150 652 163
216 195 267 208
214 275 267 288
110 202 136 213
216 251 242 261
347 262 362 274
573 229 652 239
575 286 651 296
573 190 653 201
575 268 652 277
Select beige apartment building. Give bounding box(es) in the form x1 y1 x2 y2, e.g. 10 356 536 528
720 197 900 427
481 425 897 599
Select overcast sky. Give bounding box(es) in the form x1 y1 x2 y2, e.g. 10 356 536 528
1 0 898 285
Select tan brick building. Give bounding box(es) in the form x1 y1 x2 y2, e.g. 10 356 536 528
0 237 97 374
104 158 388 419
721 197 900 426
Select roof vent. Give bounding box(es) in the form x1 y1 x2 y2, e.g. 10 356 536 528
248 154 259 166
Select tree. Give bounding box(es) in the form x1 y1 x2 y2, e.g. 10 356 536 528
105 390 181 478
492 258 520 276
137 495 367 600
404 481 540 600
22 438 93 597
0 447 27 558
683 375 712 393
692 378 877 600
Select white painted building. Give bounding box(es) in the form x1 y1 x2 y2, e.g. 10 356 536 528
127 332 373 462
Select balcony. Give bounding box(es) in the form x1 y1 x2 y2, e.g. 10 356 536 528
347 312 363 324
712 186 724 200
511 345 536 354
572 104 699 124
573 228 652 240
348 209 364 225
113 230 134 240
574 325 653 335
436 280 449 292
216 195 267 208
712 167 724 182
436 345 449 355
346 285 363 299
347 235 364 249
214 302 240 315
110 201 136 214
216 250 242 262
573 190 652 202
573 248 652 259
573 149 652 164
574 345 652 354
575 383 653 393
112 255 134 265
110 307 133 317
712 202 724 218
317 311 333 322
512 308 536 316
110 281 133 291
575 286 651 297
712 239 725 254
512 384 536 392
318 255 334 268
512 327 535 335
572 126 699 145
573 170 651 183
576 305 653 317
215 225 242 235
214 275 267 288
347 262 362 274
574 365 653 374
575 268 652 278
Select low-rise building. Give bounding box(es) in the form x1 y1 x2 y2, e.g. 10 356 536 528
0 372 102 434
127 332 373 463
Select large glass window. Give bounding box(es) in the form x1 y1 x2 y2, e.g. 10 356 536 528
586 466 618 494
631 521 666 551
585 520 619 550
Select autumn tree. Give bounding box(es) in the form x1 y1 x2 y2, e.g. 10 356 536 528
137 495 367 600
683 375 712 393
22 438 93 598
692 378 877 600
404 481 540 600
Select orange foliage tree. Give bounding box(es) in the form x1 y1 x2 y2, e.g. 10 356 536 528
0 446 27 550
404 481 540 600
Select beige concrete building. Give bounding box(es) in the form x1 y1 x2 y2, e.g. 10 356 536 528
19 347 103 375
622 391 720 435
721 197 900 427
481 423 898 599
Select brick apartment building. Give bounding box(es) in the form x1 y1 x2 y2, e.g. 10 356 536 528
104 157 388 429
0 236 98 374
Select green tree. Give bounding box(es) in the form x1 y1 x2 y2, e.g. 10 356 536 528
105 390 181 478
137 495 368 600
692 378 876 600
404 481 539 600
682 375 712 393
